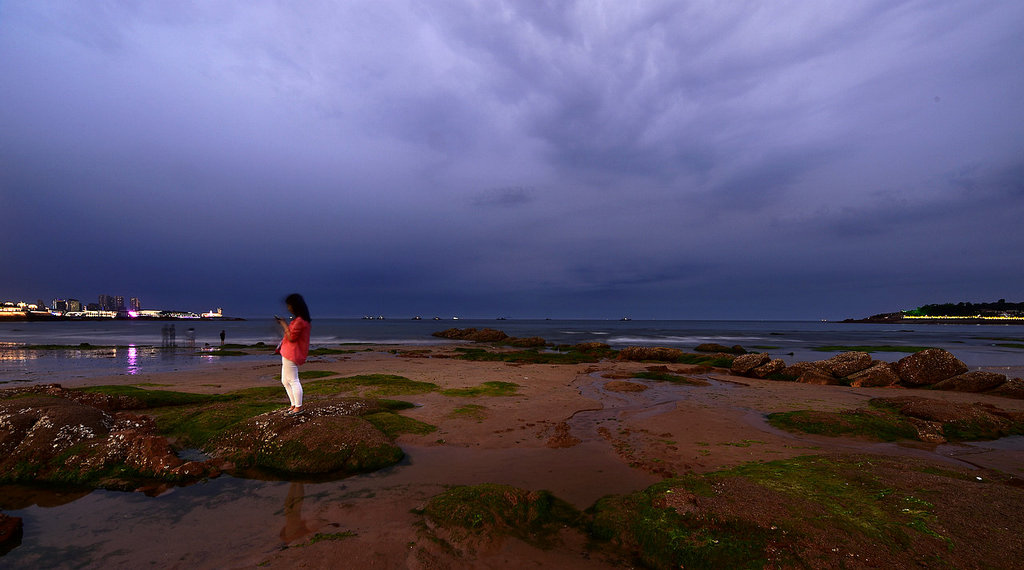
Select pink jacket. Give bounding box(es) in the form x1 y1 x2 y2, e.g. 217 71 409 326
280 317 310 365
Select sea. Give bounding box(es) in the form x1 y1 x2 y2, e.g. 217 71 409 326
2 318 1024 382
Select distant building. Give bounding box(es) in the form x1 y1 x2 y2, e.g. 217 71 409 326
67 299 82 312
98 294 114 311
52 299 68 311
130 297 141 312
115 296 125 311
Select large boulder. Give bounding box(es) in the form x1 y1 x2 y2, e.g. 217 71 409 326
780 362 833 383
847 362 900 388
795 371 844 385
931 371 1007 393
0 397 114 466
208 398 403 475
818 352 873 377
989 377 1024 399
432 328 510 342
751 359 786 379
0 397 207 488
731 353 770 375
618 346 683 362
894 349 968 387
871 396 1017 440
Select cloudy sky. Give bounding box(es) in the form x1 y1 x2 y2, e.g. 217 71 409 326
2 1 1022 320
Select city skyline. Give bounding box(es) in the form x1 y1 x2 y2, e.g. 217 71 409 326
2 292 224 319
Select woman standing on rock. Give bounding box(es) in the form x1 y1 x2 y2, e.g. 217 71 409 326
276 293 311 416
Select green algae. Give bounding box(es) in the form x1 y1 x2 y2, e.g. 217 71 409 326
75 385 236 408
421 483 579 546
589 455 954 568
363 412 437 438
449 404 487 420
440 381 520 397
325 374 439 397
633 371 710 386
772 399 1024 443
299 531 357 546
767 408 919 441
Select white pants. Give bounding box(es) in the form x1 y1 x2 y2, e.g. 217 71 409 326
281 357 303 407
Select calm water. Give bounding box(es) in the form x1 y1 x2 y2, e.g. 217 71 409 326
2 319 1024 382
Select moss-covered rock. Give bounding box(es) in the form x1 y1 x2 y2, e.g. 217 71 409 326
618 346 684 362
770 396 1024 443
207 399 404 476
0 396 212 488
588 454 1016 569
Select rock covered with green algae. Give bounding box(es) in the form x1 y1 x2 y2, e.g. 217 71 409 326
588 454 1024 569
0 395 214 489
207 398 404 475
768 396 1024 444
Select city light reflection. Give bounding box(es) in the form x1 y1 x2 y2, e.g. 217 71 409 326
126 345 139 375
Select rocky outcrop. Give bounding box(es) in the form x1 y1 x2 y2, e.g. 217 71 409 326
617 346 684 362
208 398 403 475
932 371 1008 392
750 359 786 379
871 396 1024 442
818 352 872 377
989 377 1024 399
432 328 548 348
433 328 510 342
730 353 770 375
730 349 1018 398
694 343 746 354
847 362 900 388
0 396 216 489
893 348 969 387
780 362 836 384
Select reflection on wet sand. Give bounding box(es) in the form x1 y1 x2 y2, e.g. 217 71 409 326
280 482 314 544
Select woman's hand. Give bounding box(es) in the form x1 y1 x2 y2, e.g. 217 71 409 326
276 316 291 338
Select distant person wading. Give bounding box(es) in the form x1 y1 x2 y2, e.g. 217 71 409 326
276 294 311 416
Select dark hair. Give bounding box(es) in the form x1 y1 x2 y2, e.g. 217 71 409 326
285 293 311 322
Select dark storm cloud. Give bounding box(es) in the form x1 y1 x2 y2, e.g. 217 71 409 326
2 1 1022 319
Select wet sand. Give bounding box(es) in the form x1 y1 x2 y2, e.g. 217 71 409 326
7 345 1024 568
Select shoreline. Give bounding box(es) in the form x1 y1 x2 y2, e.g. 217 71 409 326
4 344 1024 567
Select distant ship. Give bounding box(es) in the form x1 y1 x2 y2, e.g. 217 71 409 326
620 317 632 321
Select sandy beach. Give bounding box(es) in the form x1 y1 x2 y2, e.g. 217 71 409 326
6 343 1020 568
